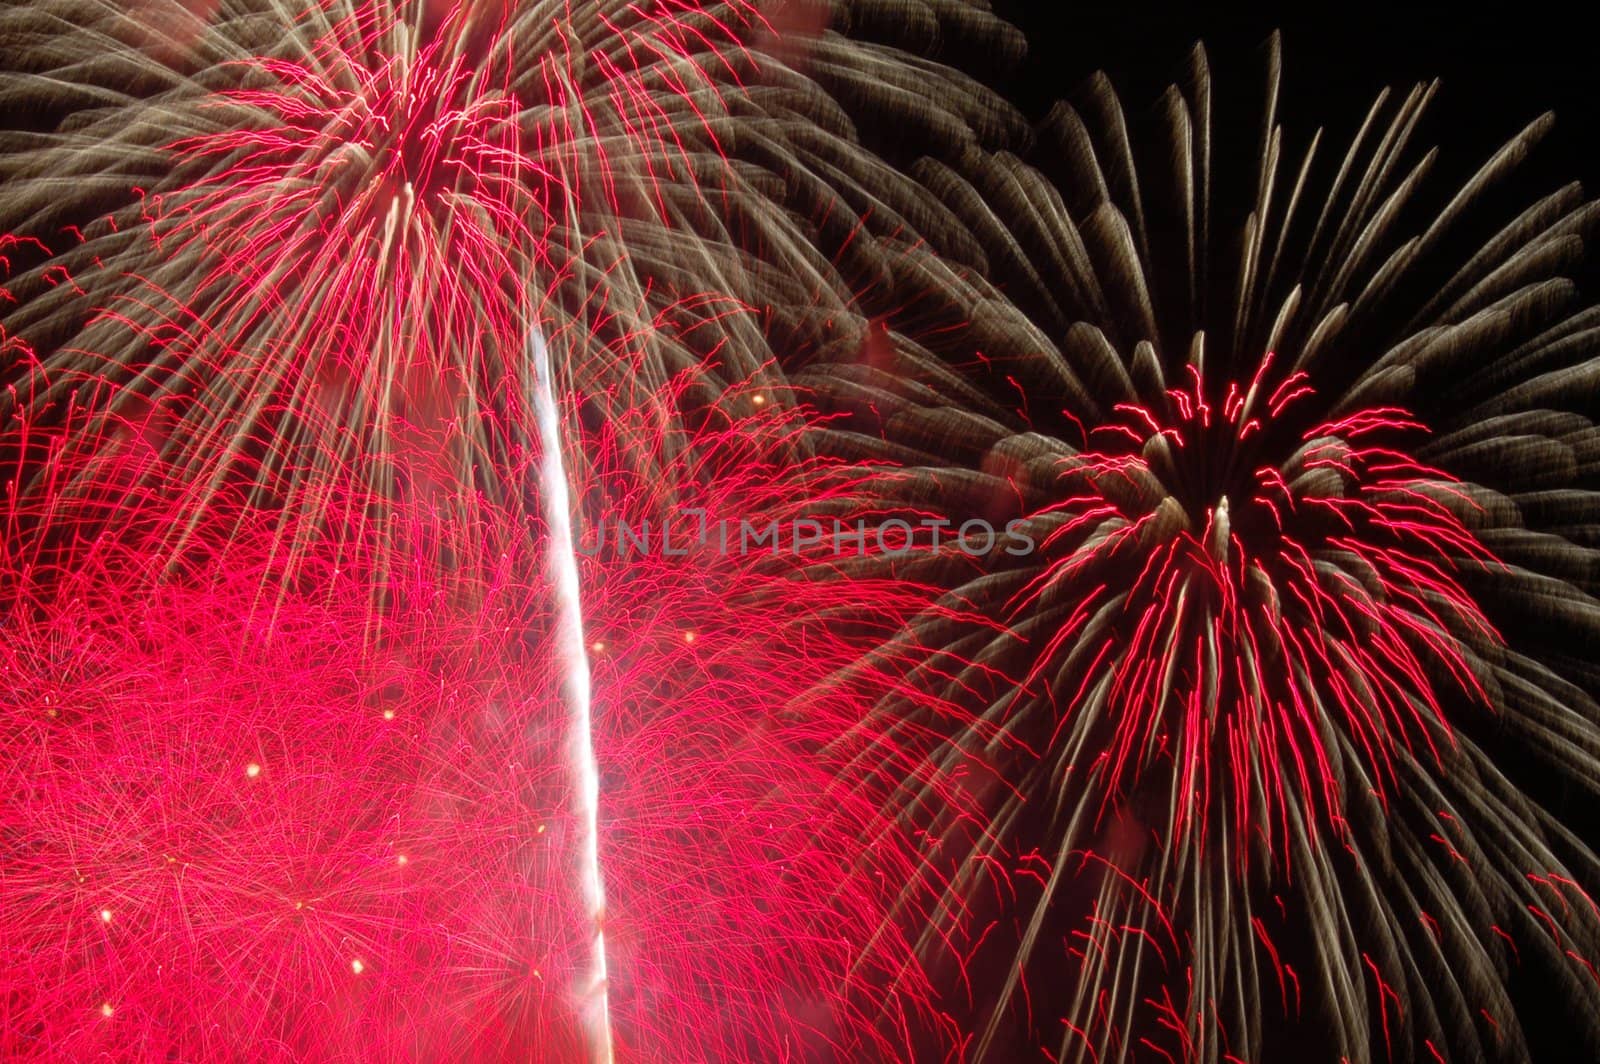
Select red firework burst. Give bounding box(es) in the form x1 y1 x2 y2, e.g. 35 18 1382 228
1020 352 1499 861
780 38 1600 1059
0 356 947 1061
0 0 774 593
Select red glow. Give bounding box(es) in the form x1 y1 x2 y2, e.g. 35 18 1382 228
1016 353 1498 863
0 3 939 1052
0 362 947 1059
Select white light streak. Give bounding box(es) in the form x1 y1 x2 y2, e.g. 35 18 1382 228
531 325 614 1064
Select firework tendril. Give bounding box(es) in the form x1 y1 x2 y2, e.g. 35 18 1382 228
792 33 1600 1064
5 3 1600 1062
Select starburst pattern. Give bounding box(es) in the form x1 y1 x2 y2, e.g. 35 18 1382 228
0 360 947 1060
797 37 1600 1062
6 3 1600 1060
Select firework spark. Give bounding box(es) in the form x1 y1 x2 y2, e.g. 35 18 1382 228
530 322 613 1061
0 0 1031 1058
0 0 1028 596
791 35 1600 1062
15 0 1597 1059
2 0 695 601
0 356 955 1059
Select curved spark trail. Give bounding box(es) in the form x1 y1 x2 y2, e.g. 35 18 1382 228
531 325 613 1062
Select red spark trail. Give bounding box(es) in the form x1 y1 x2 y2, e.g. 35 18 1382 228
0 352 947 1059
1009 353 1499 862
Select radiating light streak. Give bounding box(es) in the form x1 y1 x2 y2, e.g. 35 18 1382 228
531 324 613 1063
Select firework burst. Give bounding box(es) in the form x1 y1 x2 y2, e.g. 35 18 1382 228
0 356 953 1060
0 0 1029 595
2 3 1038 1058
13 0 1598 1059
796 36 1600 1062
2 0 728 589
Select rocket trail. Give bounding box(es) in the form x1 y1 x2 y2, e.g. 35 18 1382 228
531 325 615 1063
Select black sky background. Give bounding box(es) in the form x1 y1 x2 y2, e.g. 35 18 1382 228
984 1 1600 309
989 1 1600 198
